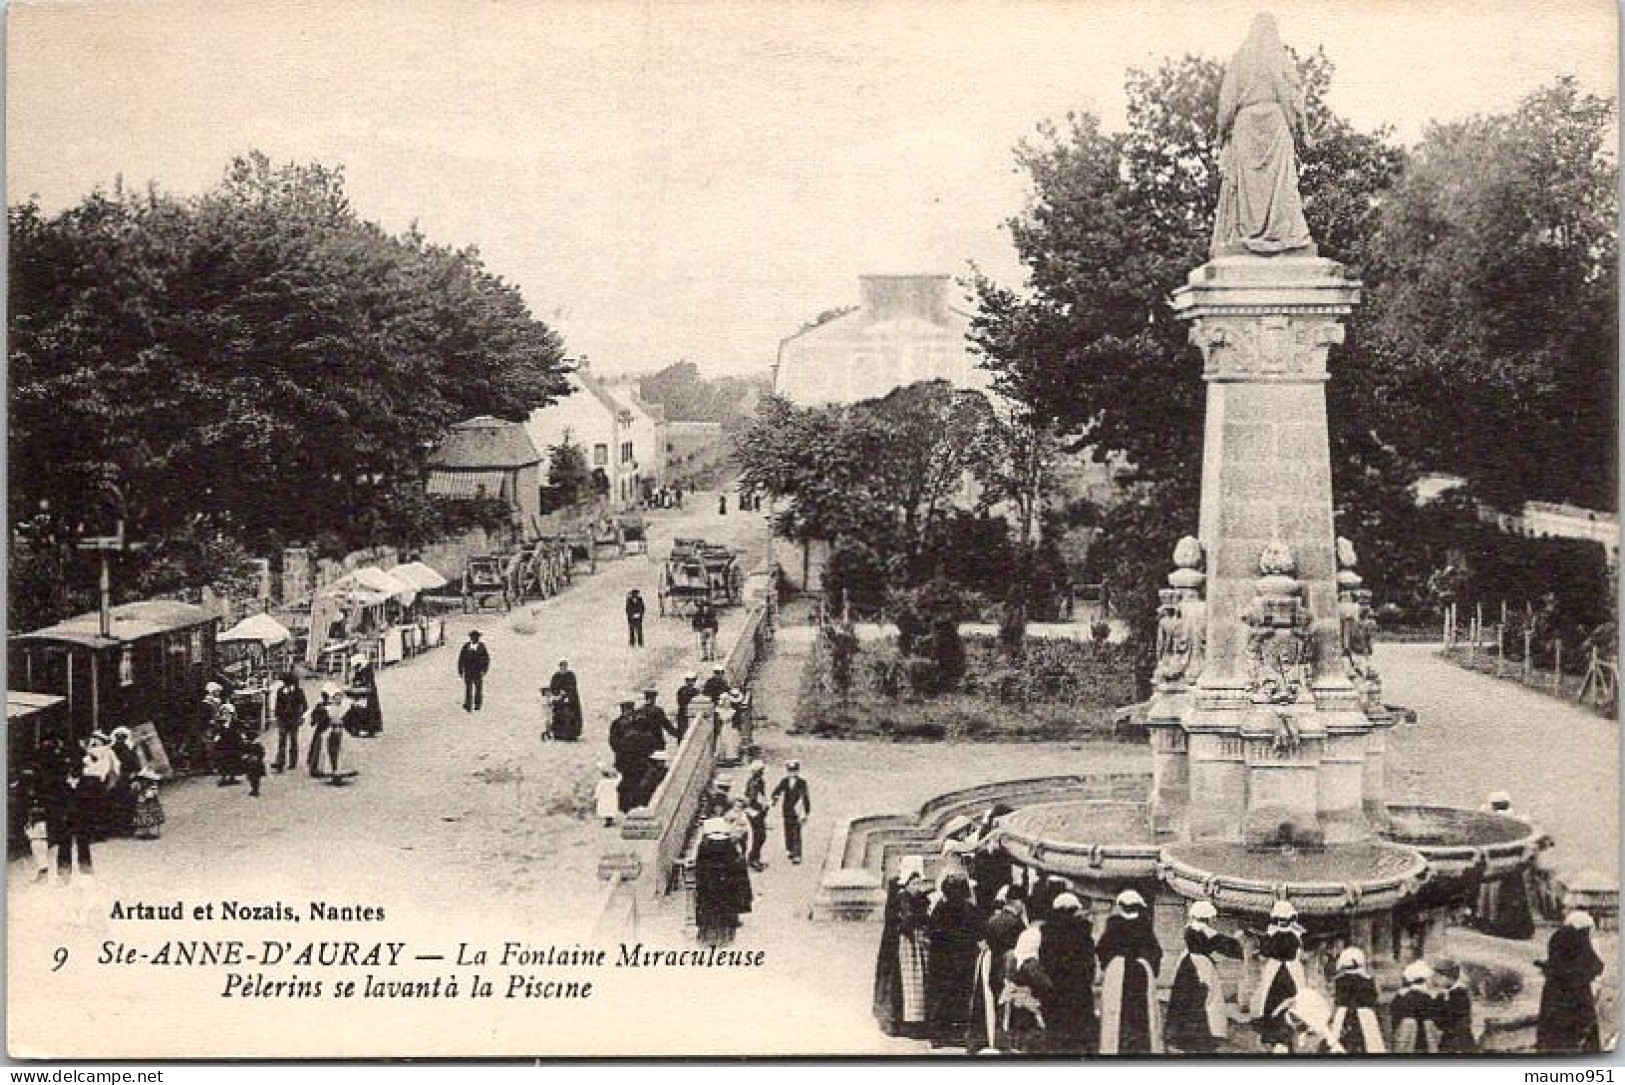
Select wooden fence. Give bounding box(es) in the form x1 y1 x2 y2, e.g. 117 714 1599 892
1439 602 1616 716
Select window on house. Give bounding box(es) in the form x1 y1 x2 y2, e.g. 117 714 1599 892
620 441 633 465
593 444 609 467
119 645 135 687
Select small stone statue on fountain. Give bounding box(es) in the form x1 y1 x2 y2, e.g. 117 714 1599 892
1155 536 1208 686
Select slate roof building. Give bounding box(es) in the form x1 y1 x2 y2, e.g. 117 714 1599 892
426 415 544 532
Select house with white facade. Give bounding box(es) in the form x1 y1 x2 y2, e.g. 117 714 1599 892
525 364 662 509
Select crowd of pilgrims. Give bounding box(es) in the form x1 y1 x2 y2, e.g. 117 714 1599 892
872 805 1609 1055
13 659 387 887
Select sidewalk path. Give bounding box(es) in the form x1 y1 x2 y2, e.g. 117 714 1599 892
1378 641 1619 879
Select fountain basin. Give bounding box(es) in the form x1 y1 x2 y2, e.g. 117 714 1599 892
1160 840 1430 918
1379 804 1542 882
992 800 1162 881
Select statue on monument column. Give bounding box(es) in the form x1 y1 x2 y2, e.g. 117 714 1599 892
1211 13 1316 258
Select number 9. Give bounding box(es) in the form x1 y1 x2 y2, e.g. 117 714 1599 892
51 947 67 972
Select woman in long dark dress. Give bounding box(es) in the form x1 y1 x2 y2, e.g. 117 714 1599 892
1039 892 1099 1054
1251 900 1309 1051
1390 961 1440 1054
1536 910 1605 1052
693 817 752 946
1165 900 1242 1053
1098 890 1163 1054
967 897 1026 1053
348 656 383 736
873 856 932 1038
547 661 584 741
1328 947 1385 1053
924 872 981 1045
1474 793 1536 939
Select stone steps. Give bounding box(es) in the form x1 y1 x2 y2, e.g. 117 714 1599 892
810 772 1152 921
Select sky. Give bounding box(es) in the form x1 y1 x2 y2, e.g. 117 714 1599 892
7 0 1617 376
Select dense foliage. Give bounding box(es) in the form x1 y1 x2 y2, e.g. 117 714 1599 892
636 360 767 429
9 152 571 627
970 52 1615 649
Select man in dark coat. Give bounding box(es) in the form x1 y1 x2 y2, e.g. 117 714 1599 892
1041 892 1101 1053
1536 911 1606 1052
701 664 730 706
674 673 699 740
546 660 583 741
770 761 811 864
635 688 679 743
625 589 646 647
742 761 770 871
457 631 490 712
46 763 94 883
607 699 642 811
270 670 308 772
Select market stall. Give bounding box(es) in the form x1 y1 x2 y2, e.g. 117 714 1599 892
305 567 417 675
389 562 452 656
218 613 294 729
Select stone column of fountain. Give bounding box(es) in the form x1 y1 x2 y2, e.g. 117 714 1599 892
1155 255 1375 847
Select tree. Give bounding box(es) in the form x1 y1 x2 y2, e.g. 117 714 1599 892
969 51 1402 649
9 152 572 626
735 382 1000 611
541 438 594 513
1366 78 1617 510
636 359 768 426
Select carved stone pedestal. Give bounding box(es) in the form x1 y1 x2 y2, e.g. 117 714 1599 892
1147 254 1383 847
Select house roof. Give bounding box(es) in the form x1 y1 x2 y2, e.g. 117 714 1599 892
429 416 542 470
575 372 634 422
16 599 216 648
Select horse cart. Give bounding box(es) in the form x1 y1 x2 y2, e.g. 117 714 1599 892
658 539 743 617
506 538 573 602
462 555 512 613
618 514 649 556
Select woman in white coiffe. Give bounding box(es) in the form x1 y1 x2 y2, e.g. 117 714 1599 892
1328 946 1386 1053
1097 889 1164 1054
1251 899 1309 1051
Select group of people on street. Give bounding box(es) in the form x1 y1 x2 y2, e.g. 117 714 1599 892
688 759 811 944
16 728 161 885
645 483 683 510
871 805 1610 1055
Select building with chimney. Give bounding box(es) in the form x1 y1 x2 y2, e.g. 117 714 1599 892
772 274 994 406
525 365 663 509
